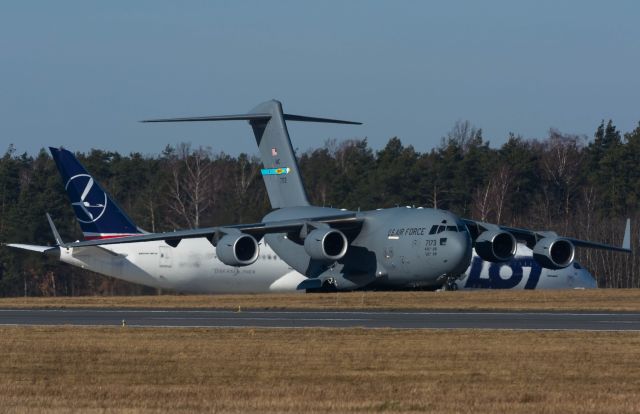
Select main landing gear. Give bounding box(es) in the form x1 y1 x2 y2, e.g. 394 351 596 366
442 276 459 291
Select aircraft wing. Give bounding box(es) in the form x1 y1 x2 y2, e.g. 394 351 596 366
462 218 631 253
63 213 364 248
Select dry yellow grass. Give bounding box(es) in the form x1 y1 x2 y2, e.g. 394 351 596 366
2 289 640 311
0 326 639 413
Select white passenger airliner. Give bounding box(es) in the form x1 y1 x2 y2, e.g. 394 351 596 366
6 147 597 292
8 148 313 293
454 244 597 290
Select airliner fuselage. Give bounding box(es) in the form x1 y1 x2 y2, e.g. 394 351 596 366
59 239 306 293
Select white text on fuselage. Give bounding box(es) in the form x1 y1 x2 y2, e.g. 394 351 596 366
387 227 427 237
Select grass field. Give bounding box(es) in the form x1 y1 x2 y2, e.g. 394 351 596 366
2 289 640 311
0 326 639 413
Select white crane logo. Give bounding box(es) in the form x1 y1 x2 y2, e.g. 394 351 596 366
65 174 108 224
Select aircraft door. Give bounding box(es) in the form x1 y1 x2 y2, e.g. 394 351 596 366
383 242 396 270
159 246 173 268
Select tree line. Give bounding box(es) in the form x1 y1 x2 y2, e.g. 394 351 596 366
1 119 639 296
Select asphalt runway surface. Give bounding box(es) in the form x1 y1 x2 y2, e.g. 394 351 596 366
1 308 640 331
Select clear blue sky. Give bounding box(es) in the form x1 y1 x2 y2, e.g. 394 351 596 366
1 1 639 157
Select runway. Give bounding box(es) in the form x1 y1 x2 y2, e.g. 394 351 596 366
2 308 640 331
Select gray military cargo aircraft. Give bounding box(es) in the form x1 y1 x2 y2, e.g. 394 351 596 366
62 100 631 291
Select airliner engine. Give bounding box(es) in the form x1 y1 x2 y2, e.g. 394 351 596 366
216 233 259 266
474 230 517 262
533 237 575 269
304 228 348 261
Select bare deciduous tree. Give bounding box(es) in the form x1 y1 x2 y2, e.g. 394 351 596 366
442 120 483 154
540 130 584 232
167 143 213 229
472 181 492 221
490 165 512 224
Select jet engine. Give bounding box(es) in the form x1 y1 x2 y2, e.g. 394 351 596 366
533 237 575 269
216 233 259 266
304 228 348 261
475 230 517 262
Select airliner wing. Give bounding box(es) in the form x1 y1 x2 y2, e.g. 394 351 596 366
462 219 631 253
64 213 364 248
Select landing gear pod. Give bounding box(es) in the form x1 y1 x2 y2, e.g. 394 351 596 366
216 234 259 266
304 228 348 261
475 230 517 262
533 238 575 269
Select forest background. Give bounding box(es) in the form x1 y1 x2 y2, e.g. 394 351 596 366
1 119 639 296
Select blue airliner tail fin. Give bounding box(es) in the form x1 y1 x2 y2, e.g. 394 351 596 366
49 147 143 240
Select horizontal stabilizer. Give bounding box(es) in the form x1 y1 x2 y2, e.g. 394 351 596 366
5 243 59 255
142 113 361 125
283 114 362 125
142 114 272 123
142 100 361 209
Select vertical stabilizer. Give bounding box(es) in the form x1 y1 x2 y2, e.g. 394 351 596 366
49 147 143 240
142 99 361 209
248 100 309 208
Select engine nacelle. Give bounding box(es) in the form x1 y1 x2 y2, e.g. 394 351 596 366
216 233 259 266
475 230 517 262
533 237 575 269
304 228 348 261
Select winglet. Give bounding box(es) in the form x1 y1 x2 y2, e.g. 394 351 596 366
46 213 66 247
623 218 631 251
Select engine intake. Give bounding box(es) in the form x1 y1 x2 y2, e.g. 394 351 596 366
304 228 348 261
475 230 517 262
533 238 575 269
216 233 259 266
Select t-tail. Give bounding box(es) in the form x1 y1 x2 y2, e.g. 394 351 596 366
49 147 143 240
142 100 361 209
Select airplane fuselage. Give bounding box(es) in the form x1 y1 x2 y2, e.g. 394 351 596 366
264 206 473 290
59 239 307 294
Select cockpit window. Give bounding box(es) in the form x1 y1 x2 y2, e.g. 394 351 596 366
430 224 466 234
